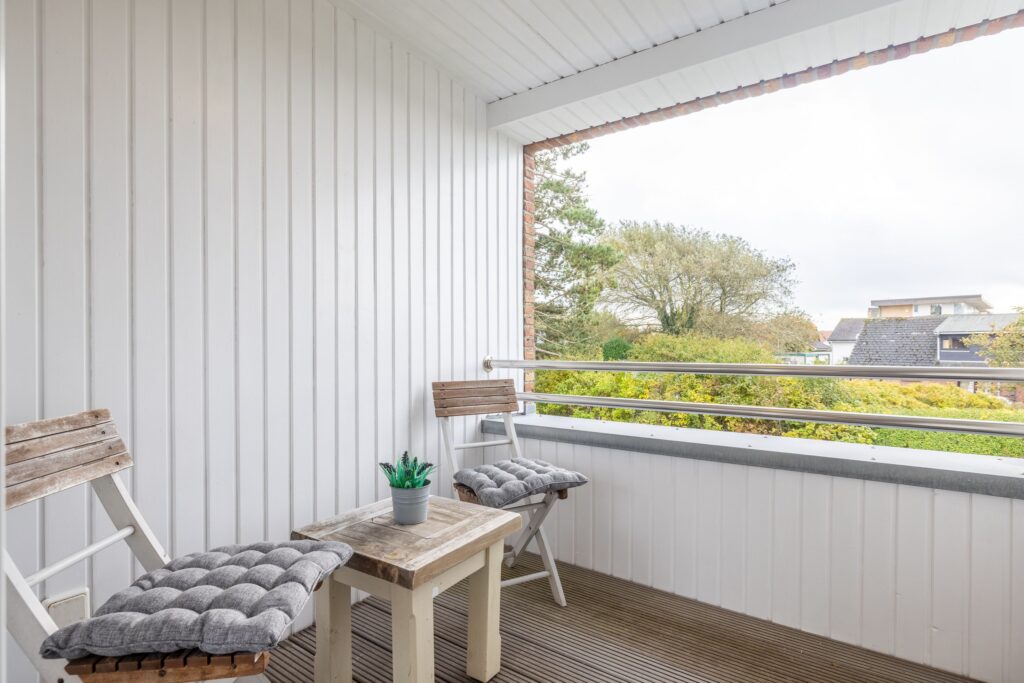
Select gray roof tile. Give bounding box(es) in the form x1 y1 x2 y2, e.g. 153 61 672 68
848 316 944 367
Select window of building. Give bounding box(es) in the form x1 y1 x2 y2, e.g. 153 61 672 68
931 304 943 315
942 336 968 350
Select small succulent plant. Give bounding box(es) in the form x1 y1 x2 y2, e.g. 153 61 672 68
379 451 436 489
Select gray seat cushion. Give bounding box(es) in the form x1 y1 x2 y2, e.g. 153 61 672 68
455 457 588 508
40 540 352 660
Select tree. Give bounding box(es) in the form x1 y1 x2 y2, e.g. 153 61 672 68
752 313 820 353
533 143 619 356
601 221 797 335
964 308 1024 367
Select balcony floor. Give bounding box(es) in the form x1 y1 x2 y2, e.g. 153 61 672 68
266 553 976 683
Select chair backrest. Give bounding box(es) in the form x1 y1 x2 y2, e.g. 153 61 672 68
5 408 133 510
432 379 519 417
5 410 169 680
432 379 522 477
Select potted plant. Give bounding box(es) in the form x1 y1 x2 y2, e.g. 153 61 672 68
379 452 436 525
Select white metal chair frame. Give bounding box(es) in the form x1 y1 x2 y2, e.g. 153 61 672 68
4 409 266 683
434 381 568 607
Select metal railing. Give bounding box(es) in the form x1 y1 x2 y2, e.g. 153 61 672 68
484 357 1024 438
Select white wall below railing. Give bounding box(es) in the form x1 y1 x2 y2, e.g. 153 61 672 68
483 416 1024 683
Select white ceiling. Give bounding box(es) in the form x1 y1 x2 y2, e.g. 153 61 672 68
336 0 1024 144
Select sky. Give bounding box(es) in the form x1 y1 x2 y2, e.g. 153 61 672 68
564 28 1024 330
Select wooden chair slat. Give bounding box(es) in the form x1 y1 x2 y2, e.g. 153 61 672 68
6 422 119 465
432 395 518 409
94 656 121 673
5 451 133 510
6 438 126 486
5 409 111 444
138 653 164 671
161 650 189 669
436 403 519 417
66 655 104 674
116 653 147 671
432 379 513 390
68 650 269 682
432 386 515 398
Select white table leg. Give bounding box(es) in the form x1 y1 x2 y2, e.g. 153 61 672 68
315 575 353 683
466 541 503 682
391 584 435 683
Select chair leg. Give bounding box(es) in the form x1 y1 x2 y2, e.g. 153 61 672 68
4 551 68 683
505 492 557 568
533 525 567 607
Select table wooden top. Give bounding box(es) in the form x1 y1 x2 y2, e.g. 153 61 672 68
292 496 522 589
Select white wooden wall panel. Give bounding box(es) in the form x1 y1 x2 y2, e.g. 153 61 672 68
2 1 522 678
503 435 1024 683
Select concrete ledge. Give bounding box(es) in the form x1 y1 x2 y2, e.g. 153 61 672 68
482 414 1024 500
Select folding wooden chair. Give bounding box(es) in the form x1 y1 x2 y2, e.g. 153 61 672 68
433 379 572 607
4 409 270 683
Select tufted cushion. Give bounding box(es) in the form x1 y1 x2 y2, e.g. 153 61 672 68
40 540 352 660
455 458 588 508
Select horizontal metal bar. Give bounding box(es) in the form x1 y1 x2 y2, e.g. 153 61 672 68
485 357 1024 383
26 526 135 587
518 392 1024 438
501 571 551 588
454 439 512 450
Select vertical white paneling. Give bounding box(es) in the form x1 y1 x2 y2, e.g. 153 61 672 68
1011 501 1024 682
696 460 722 604
591 447 614 575
829 477 863 645
510 433 1022 683
969 495 1011 683
289 0 314 531
895 484 932 664
89 0 133 606
720 464 746 611
263 0 290 542
649 449 673 591
204 0 238 549
40 0 89 599
931 490 969 675
170 0 205 557
235 0 266 545
800 473 831 635
406 54 426 467
672 457 698 598
771 469 802 628
744 466 773 620
313 0 337 523
861 481 897 654
132 0 172 565
335 11 357 515
4 0 41 677
3 3 524 676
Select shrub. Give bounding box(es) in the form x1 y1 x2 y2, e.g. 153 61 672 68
602 337 633 361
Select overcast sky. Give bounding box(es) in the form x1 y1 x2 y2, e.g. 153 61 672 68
565 28 1024 330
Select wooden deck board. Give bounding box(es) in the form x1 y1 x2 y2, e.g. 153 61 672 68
267 553 979 683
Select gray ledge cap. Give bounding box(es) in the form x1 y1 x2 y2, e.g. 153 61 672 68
482 414 1024 500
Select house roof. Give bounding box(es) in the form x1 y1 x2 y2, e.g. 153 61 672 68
828 318 866 343
848 316 944 367
870 294 992 311
337 0 1024 144
934 313 1019 335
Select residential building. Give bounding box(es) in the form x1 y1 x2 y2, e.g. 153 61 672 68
934 313 1019 365
848 316 945 366
867 294 991 318
826 318 866 364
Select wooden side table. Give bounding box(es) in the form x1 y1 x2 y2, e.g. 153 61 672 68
293 496 522 683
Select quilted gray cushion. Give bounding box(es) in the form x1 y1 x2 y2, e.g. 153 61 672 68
455 457 588 508
40 540 352 660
